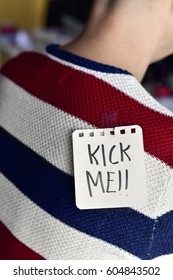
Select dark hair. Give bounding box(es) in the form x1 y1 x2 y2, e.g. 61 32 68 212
47 0 93 26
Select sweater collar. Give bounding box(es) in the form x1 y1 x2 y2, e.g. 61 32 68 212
46 44 132 76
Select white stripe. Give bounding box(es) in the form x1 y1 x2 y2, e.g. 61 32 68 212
0 74 94 176
152 254 173 260
45 50 173 118
0 173 138 260
0 75 173 219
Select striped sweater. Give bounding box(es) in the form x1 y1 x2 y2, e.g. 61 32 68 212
0 45 173 260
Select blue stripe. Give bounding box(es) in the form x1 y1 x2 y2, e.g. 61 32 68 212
46 44 131 75
0 126 173 259
149 213 173 259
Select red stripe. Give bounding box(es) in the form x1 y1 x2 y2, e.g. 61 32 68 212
0 222 44 260
2 52 173 168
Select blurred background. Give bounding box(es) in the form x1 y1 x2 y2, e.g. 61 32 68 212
1 0 173 111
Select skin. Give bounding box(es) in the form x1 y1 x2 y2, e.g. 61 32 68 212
62 0 173 82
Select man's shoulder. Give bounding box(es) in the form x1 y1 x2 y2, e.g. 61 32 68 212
1 51 50 80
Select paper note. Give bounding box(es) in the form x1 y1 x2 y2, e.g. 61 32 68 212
72 125 147 210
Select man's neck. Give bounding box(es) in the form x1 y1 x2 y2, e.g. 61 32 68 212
62 3 169 82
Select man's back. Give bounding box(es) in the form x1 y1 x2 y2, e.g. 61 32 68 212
1 45 173 259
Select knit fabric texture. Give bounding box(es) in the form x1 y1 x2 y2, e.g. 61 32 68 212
0 45 173 260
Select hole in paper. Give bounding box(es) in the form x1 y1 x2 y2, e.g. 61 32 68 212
79 133 84 137
120 129 125 134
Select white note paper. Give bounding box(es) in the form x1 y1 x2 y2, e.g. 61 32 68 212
72 125 147 210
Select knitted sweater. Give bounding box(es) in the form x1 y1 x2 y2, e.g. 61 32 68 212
0 45 173 260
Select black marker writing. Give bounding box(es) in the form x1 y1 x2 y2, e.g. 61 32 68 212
86 169 129 197
86 171 105 197
118 170 122 191
88 143 131 167
88 145 100 165
101 144 106 167
120 143 131 162
125 169 128 190
106 169 129 193
106 172 117 193
109 145 119 165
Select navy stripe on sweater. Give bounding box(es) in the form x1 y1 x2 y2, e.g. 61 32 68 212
46 45 131 75
1 126 173 259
